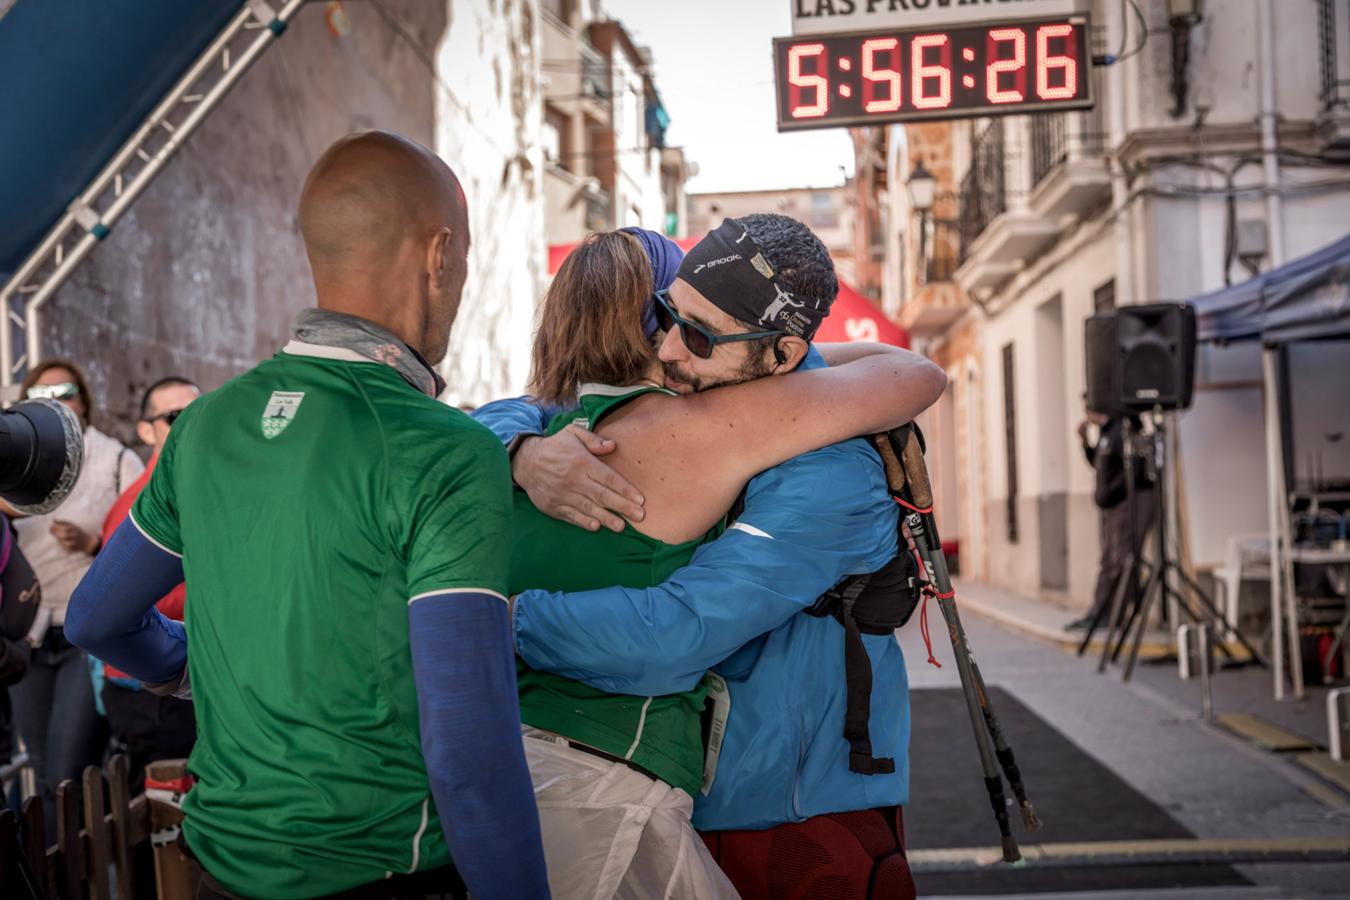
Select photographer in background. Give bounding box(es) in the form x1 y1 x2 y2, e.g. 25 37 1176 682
1067 403 1155 632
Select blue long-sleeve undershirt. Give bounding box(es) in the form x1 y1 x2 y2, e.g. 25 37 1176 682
65 518 187 685
408 592 549 898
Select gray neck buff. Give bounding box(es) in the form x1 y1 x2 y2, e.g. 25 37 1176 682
292 308 446 398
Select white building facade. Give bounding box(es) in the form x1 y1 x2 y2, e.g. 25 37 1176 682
435 0 547 408
886 0 1350 606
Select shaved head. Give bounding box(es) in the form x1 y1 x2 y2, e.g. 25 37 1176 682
298 131 470 365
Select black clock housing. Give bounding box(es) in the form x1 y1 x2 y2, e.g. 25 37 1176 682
773 16 1094 131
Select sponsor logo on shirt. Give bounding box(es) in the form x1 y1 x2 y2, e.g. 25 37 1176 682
261 391 305 439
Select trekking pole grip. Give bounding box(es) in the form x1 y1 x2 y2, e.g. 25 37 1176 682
870 434 906 494
898 427 934 510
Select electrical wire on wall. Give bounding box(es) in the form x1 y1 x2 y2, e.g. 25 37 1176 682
1093 0 1150 66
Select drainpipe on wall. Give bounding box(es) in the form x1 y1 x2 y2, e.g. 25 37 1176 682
1108 0 1135 309
1258 0 1300 698
1258 0 1284 269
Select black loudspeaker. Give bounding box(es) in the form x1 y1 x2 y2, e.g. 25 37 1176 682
1084 303 1197 415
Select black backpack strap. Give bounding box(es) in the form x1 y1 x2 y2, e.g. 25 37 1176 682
726 485 749 528
837 580 895 776
800 426 939 778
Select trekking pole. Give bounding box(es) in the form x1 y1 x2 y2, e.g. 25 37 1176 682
892 431 1040 834
872 430 1035 862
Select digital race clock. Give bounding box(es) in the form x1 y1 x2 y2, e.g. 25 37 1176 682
773 17 1092 131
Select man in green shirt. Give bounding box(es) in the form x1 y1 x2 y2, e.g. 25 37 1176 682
67 132 549 899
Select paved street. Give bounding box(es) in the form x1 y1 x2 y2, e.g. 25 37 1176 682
899 580 1350 898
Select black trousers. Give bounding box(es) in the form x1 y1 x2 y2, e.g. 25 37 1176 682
1088 488 1156 623
101 681 197 792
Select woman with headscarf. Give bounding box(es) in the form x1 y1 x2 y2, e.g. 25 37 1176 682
495 225 944 898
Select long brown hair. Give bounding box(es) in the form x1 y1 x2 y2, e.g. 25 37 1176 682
21 357 96 424
529 230 654 406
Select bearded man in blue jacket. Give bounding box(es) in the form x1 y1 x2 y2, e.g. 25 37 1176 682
477 217 923 899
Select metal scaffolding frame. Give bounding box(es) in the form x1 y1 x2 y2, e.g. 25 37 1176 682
0 0 306 394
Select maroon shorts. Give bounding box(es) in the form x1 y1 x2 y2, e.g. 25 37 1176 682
700 806 916 900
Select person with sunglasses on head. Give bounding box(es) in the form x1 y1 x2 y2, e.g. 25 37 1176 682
475 219 944 898
91 376 201 792
8 358 144 838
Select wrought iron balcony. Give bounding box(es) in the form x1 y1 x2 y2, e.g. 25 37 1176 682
580 44 611 102
1320 0 1350 111
958 120 1006 264
954 117 1060 296
923 220 961 284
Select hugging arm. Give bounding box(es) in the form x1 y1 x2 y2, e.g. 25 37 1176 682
671 344 946 487
513 447 895 695
473 397 645 532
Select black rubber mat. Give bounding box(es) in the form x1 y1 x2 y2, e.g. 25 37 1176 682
905 687 1250 895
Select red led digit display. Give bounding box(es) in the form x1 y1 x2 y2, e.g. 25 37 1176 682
1036 23 1078 100
986 28 1027 104
861 38 902 113
787 42 829 119
773 17 1092 131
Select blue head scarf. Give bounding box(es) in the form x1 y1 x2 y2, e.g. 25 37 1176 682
621 227 684 338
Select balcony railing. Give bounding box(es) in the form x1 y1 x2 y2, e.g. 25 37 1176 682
580 45 611 101
1320 0 1350 110
1029 63 1108 188
925 223 961 283
1029 112 1066 187
918 218 961 283
1029 113 1107 187
959 120 1006 262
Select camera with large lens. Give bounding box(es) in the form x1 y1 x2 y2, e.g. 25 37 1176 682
0 398 84 515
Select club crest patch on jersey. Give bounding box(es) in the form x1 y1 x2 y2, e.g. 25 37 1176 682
261 391 305 439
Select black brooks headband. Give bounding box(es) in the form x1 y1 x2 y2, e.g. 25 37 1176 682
676 219 832 340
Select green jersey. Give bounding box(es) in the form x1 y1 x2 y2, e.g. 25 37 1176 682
508 384 718 796
132 342 512 897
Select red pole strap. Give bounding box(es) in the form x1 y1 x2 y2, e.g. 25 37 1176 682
918 591 942 669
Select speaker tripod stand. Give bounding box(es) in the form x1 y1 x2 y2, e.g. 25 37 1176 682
1077 410 1266 680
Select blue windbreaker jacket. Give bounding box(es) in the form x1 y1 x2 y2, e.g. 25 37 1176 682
473 350 908 830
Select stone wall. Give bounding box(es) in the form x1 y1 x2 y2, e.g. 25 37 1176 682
36 0 543 440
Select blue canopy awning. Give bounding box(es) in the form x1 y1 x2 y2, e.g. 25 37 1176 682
1192 232 1350 344
0 0 241 277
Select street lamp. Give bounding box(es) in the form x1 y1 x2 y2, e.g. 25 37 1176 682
907 159 936 216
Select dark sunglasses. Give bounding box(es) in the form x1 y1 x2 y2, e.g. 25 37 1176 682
143 408 185 427
653 291 780 360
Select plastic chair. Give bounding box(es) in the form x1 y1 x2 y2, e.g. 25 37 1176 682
1212 534 1272 630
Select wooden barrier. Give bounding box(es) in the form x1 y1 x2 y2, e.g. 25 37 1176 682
0 754 198 900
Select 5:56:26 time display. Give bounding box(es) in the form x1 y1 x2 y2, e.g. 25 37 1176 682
773 17 1093 130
